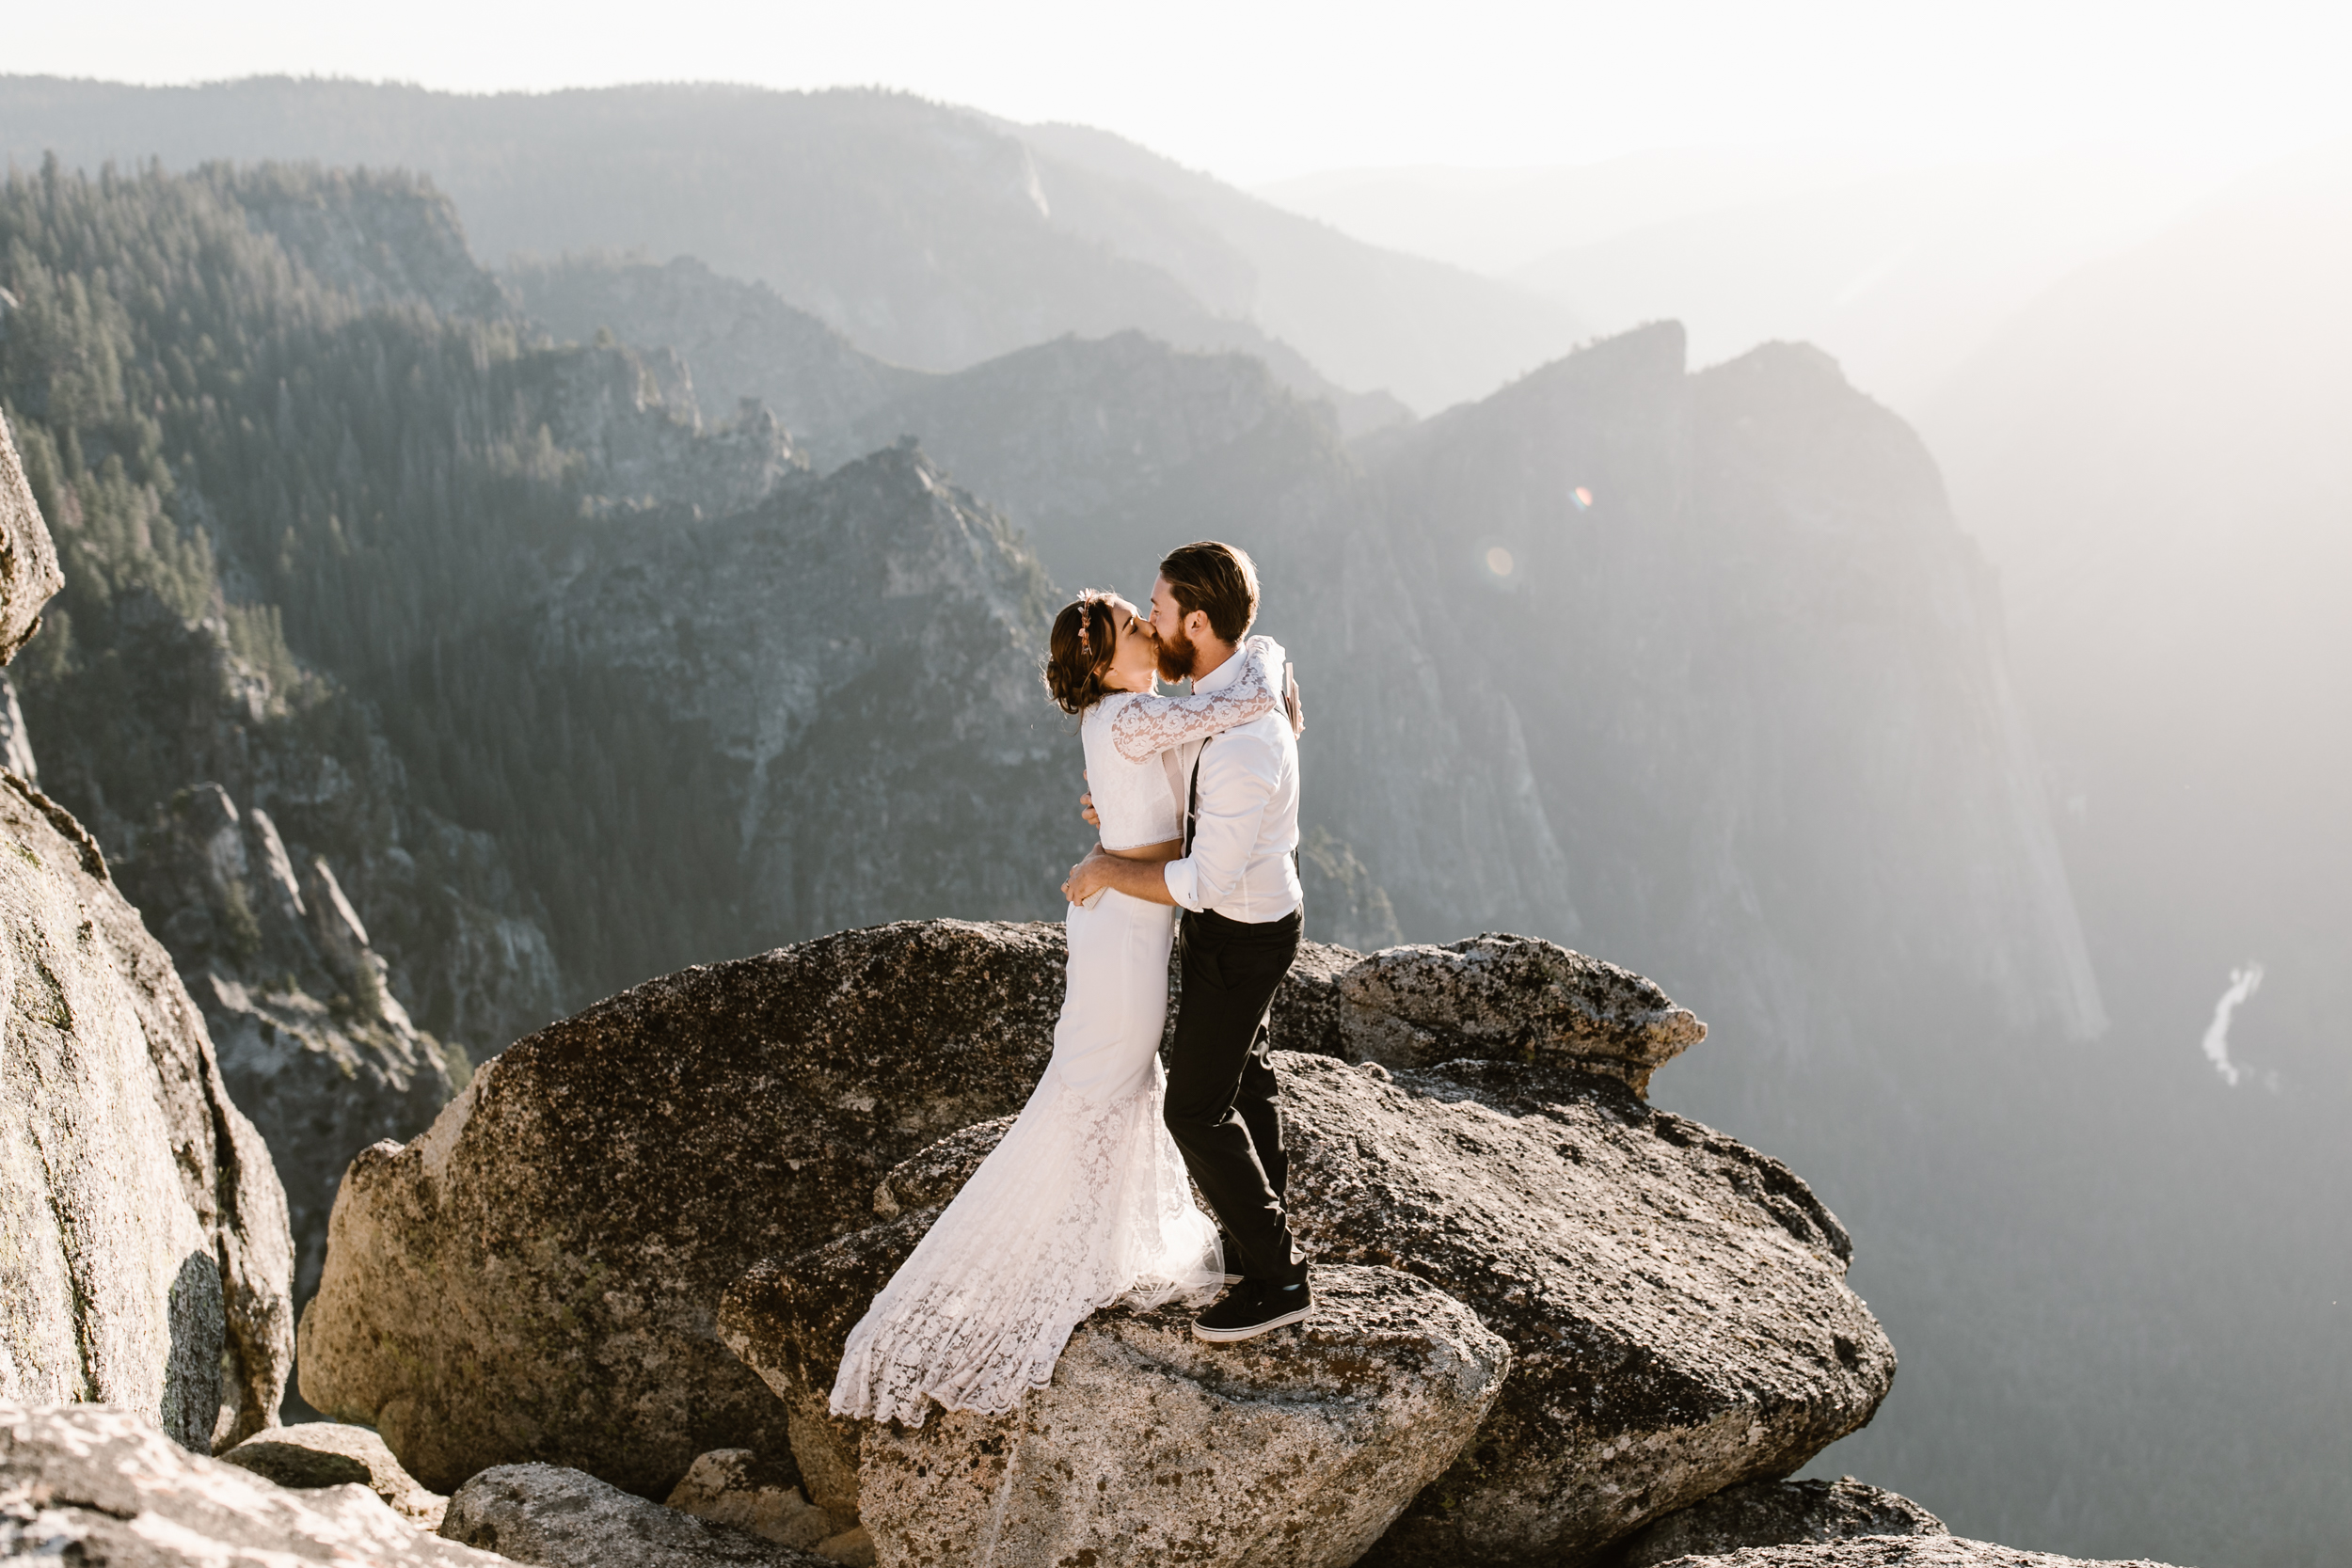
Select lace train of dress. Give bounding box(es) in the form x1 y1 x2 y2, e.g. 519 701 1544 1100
829 886 1223 1427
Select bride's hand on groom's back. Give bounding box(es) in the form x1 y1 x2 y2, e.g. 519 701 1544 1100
1078 772 1099 828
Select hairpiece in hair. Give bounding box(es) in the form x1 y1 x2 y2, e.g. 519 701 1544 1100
1076 610 1092 656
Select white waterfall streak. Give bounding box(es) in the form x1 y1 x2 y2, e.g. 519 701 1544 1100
2199 963 2265 1086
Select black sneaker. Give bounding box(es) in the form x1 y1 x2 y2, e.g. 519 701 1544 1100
1193 1276 1313 1343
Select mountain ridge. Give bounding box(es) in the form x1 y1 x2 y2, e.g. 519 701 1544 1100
0 74 1571 418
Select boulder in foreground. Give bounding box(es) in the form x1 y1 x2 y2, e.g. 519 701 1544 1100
1620 1478 1947 1567
441 1463 836 1568
0 773 295 1450
299 921 1073 1494
665 1449 839 1552
723 1259 1509 1568
297 920 1696 1496
0 1400 495 1566
221 1420 447 1528
1299 933 1707 1092
1276 1054 1894 1566
787 1052 1898 1566
1648 1538 2183 1568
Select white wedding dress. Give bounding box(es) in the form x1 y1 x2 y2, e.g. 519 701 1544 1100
829 636 1285 1426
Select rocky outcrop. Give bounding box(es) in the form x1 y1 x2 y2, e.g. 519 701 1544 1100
0 414 61 658
723 1256 1508 1568
135 781 460 1307
1646 1542 2181 1568
665 1449 841 1554
221 1421 448 1527
0 1401 497 1566
0 766 294 1449
297 921 1074 1495
1277 1053 1891 1565
441 1464 835 1568
1275 931 1706 1094
0 673 35 786
506 343 805 520
223 162 510 321
296 917 1718 1497
1619 1479 1947 1568
708 935 1881 1568
0 410 294 1448
533 440 1069 958
502 256 925 467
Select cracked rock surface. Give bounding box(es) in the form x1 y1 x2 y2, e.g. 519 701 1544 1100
1278 1053 1893 1565
1619 1477 1946 1567
722 1042 1890 1568
298 921 1073 1495
724 1260 1508 1568
0 1400 494 1565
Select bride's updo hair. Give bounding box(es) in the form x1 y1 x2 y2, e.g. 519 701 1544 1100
1043 591 1120 715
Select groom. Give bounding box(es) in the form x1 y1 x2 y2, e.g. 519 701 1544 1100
1064 540 1311 1343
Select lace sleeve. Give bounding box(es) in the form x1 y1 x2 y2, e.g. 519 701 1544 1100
1107 635 1279 761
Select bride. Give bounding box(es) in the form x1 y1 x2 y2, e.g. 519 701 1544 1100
829 590 1286 1427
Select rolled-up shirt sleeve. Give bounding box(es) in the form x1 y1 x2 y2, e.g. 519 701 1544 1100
1162 733 1279 913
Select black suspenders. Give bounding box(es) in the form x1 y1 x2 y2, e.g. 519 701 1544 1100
1184 736 1301 874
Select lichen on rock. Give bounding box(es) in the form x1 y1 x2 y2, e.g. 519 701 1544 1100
297 920 1075 1496
220 1420 448 1528
1279 1053 1890 1565
721 1027 1890 1567
721 1250 1510 1568
0 1400 493 1566
1273 931 1706 1093
440 1462 836 1568
1619 1477 1947 1567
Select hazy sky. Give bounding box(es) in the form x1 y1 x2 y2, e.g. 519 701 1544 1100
17 0 2351 184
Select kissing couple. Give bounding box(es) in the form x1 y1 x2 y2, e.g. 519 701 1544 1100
830 540 1311 1428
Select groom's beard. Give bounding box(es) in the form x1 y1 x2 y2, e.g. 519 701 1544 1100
1154 626 1198 683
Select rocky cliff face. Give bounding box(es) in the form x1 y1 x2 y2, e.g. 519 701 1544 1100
132 780 462 1307
502 257 926 467
533 442 1065 950
223 162 511 321
0 402 61 653
1348 325 2105 1053
0 412 294 1449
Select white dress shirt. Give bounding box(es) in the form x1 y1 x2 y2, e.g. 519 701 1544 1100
1162 643 1304 922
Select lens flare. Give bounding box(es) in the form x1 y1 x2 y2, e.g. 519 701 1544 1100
1485 546 1515 578
1571 486 1594 510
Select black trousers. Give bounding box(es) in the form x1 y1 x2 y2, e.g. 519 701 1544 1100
1163 905 1306 1287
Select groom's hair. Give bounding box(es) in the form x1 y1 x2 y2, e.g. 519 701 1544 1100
1158 541 1258 643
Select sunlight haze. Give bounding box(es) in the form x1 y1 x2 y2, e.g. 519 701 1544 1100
2 5 2348 1564
14 0 2351 182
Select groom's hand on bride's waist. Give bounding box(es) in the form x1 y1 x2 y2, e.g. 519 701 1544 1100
1063 843 1111 905
1064 844 1179 908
